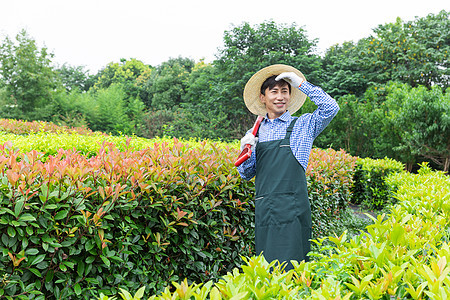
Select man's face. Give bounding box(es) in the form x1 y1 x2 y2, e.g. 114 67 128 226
259 83 291 119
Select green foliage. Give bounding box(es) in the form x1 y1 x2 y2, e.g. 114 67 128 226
0 29 62 121
212 20 323 137
0 140 255 298
351 157 404 209
111 164 450 300
322 41 369 98
323 10 449 98
52 84 145 136
56 63 94 92
317 81 449 172
0 119 233 158
307 148 357 237
0 118 96 136
144 57 194 110
362 10 449 89
92 85 132 134
388 84 450 172
92 58 152 103
0 120 359 298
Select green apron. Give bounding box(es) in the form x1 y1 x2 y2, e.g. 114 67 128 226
255 118 311 270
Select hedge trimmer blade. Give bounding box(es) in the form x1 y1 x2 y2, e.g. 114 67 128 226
234 116 264 167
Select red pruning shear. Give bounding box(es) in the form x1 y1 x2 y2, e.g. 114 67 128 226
234 116 264 167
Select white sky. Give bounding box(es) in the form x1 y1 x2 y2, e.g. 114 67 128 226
0 0 448 74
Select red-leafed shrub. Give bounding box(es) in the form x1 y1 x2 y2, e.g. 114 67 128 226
0 118 100 136
0 137 356 298
0 140 254 298
307 148 358 237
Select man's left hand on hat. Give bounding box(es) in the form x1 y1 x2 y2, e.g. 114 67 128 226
275 72 304 89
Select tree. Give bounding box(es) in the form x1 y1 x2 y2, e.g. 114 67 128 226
212 21 323 138
84 84 132 135
0 29 62 120
56 63 94 92
321 42 369 98
322 10 449 97
390 84 450 172
361 10 449 88
92 58 152 103
144 57 195 110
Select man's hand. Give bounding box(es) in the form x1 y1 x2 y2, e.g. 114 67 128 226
240 132 258 152
276 72 304 89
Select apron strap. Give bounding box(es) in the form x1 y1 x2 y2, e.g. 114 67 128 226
284 118 298 140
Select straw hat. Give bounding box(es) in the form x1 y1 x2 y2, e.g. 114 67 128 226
243 64 307 116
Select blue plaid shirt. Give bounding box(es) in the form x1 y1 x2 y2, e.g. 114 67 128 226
237 81 339 180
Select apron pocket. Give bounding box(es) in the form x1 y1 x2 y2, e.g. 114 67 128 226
255 192 309 227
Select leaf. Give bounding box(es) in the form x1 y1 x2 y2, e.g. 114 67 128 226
135 286 145 298
1 234 8 246
45 204 58 210
7 226 16 238
100 255 110 267
14 199 25 218
25 248 39 255
29 268 42 277
45 269 54 283
85 240 95 252
18 214 36 222
31 254 46 266
59 263 67 272
229 292 248 300
0 208 15 216
210 287 222 300
119 288 133 300
177 207 188 220
74 283 82 296
77 261 85 277
54 210 69 220
390 225 405 245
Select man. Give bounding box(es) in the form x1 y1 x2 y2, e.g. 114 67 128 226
237 64 339 270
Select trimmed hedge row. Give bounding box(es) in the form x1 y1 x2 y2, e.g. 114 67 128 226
0 118 98 136
0 140 255 299
112 163 450 299
307 148 357 237
0 131 356 299
351 157 404 209
0 131 234 159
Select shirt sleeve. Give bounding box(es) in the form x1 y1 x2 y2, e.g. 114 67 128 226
237 146 257 180
299 81 340 138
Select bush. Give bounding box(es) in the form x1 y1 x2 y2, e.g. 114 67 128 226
110 163 450 300
351 157 404 209
0 118 97 136
0 140 254 298
307 148 357 237
0 120 359 298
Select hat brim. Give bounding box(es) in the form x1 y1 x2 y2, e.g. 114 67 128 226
243 64 307 116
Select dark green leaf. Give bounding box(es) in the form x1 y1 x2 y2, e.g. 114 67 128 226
54 210 68 220
74 283 81 295
31 254 46 266
7 226 16 238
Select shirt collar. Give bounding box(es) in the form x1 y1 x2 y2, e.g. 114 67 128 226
264 110 292 123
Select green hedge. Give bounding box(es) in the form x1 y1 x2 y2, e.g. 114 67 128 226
0 134 356 299
307 148 357 237
110 163 450 299
351 157 404 209
0 119 359 299
0 141 255 299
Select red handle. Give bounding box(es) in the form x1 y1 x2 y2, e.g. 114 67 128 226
234 116 264 167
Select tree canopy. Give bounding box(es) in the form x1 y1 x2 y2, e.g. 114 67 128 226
0 10 448 171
